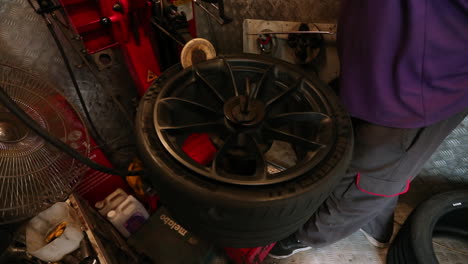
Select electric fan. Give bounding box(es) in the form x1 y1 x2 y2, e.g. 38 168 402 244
0 63 90 224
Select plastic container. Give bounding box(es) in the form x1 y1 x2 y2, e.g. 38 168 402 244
107 195 149 237
26 202 84 262
95 188 128 216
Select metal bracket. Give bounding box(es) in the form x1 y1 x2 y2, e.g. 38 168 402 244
193 0 232 25
34 0 61 14
247 31 334 35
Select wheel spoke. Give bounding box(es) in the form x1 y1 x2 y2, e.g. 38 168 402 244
194 68 225 102
224 59 239 97
160 120 224 134
263 127 325 151
160 97 221 115
212 136 234 177
152 57 341 186
253 65 274 99
249 135 268 180
267 112 331 127
265 78 303 109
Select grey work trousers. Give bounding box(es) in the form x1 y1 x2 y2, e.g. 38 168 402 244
296 109 467 247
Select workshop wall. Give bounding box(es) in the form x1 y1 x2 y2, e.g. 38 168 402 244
0 0 139 167
195 0 341 54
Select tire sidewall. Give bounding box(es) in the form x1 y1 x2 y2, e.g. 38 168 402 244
409 190 468 264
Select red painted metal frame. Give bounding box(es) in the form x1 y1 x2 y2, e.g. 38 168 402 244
57 0 198 209
224 243 277 264
59 0 196 96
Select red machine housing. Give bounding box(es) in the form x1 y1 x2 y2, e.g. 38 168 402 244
59 0 196 96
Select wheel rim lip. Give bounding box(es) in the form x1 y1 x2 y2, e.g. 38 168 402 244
153 57 337 186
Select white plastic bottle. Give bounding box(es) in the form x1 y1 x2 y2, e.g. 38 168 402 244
106 195 149 238
95 188 128 216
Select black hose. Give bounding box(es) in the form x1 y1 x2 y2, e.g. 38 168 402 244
0 85 144 177
45 20 106 147
51 14 135 128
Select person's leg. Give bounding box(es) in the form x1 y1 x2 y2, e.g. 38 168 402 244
295 110 467 248
360 197 397 244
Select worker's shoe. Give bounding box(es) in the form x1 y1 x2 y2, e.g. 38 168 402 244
268 234 312 259
359 229 390 248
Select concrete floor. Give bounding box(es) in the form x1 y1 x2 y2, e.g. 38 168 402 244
262 177 468 264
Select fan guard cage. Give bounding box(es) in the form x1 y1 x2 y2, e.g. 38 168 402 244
0 63 90 224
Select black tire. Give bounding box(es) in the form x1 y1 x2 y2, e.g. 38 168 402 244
136 54 353 247
387 190 468 264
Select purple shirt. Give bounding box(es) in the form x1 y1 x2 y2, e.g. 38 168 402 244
338 0 468 128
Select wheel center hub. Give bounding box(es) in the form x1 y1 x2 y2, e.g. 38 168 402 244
224 96 265 127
